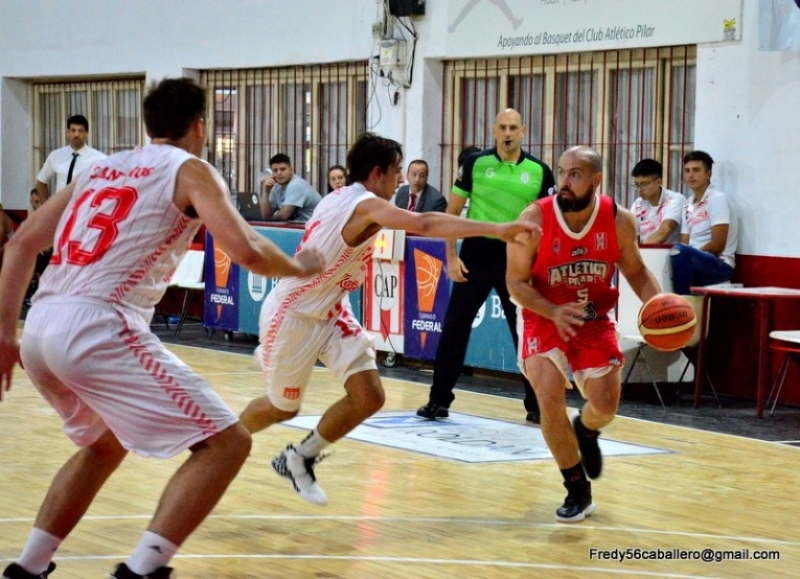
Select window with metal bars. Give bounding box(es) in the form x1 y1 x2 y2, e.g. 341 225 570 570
441 46 696 207
33 78 145 185
200 62 368 196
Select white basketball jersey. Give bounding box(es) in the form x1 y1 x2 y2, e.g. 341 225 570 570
268 182 377 319
36 144 203 319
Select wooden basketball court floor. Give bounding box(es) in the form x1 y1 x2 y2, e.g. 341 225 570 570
2 342 799 579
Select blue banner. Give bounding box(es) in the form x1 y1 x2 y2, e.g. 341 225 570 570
403 238 450 360
403 237 519 373
214 226 361 336
203 232 239 330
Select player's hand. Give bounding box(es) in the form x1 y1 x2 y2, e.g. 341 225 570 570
551 302 586 342
446 256 468 283
294 247 325 277
498 219 542 246
263 176 276 190
0 336 21 401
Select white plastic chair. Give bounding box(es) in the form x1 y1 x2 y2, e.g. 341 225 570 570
617 252 724 411
167 249 205 337
765 330 800 416
618 248 674 413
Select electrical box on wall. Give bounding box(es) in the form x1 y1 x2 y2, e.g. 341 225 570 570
388 0 425 16
379 39 407 69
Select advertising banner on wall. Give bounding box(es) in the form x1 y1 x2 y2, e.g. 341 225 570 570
403 238 450 360
204 232 239 330
364 258 405 354
445 0 743 59
463 289 518 373
403 237 520 371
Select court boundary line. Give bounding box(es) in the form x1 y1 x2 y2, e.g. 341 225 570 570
1 514 798 547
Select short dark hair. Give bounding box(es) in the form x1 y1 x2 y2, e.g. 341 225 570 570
631 158 663 178
143 78 206 140
269 153 291 167
66 114 89 131
683 150 714 170
407 159 429 173
457 146 481 168
346 133 403 183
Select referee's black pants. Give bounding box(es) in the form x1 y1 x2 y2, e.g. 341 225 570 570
427 237 538 413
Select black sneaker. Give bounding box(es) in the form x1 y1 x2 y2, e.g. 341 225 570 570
2 563 56 579
416 402 449 419
556 480 595 523
525 411 540 424
573 414 602 479
110 563 173 579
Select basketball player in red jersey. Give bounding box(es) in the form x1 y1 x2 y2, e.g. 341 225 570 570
507 146 661 523
0 78 323 579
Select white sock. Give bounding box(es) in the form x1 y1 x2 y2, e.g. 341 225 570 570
294 428 331 458
126 531 178 575
17 527 61 575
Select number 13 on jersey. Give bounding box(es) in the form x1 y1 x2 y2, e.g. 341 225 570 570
50 186 139 266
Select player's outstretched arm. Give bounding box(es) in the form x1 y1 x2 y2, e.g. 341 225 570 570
178 160 323 278
358 197 538 242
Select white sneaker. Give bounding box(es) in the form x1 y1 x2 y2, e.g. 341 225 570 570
271 446 328 506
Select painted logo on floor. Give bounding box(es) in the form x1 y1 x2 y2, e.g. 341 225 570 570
284 411 670 463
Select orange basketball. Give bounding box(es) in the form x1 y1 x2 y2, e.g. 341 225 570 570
637 293 697 351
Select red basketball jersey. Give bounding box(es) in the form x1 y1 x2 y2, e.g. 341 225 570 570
524 194 620 324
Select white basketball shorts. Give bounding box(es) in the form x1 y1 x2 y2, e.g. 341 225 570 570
257 296 377 412
20 296 239 458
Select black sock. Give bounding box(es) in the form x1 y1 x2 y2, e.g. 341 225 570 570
576 415 599 435
560 462 587 484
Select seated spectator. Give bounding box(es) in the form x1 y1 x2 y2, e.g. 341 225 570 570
630 158 684 244
670 150 738 294
327 164 346 194
259 153 321 222
393 159 446 213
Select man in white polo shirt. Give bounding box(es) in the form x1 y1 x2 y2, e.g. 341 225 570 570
629 158 685 245
35 114 107 202
670 150 738 294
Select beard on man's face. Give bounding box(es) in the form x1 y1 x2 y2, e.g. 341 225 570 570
556 186 594 213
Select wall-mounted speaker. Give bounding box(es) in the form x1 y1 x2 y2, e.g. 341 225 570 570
388 0 425 17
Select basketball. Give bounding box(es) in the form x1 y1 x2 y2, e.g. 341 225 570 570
637 293 697 351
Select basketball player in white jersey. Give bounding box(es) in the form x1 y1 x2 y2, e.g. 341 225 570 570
0 78 323 579
240 133 538 505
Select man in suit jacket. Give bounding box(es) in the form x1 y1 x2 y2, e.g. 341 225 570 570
394 159 447 213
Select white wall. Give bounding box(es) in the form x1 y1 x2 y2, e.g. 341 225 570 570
0 0 373 76
0 0 377 209
2 0 799 260
695 0 800 258
0 78 32 210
